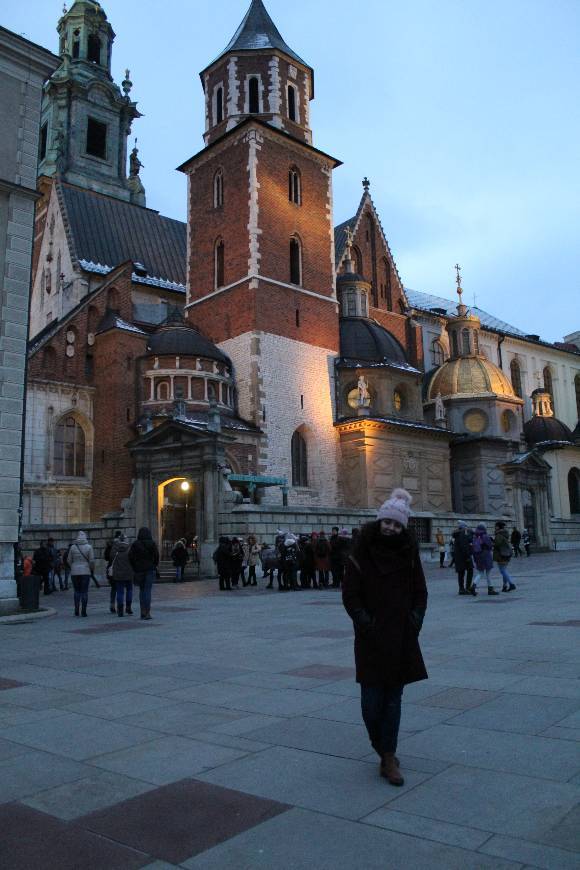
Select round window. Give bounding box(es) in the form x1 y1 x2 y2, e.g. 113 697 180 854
463 409 488 433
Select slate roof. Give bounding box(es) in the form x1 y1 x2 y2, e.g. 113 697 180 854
339 317 409 366
206 0 309 72
60 183 186 287
404 287 526 337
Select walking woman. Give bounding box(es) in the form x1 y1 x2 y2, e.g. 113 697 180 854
342 489 428 787
128 527 159 620
493 521 517 592
246 535 260 586
67 531 95 617
471 523 497 596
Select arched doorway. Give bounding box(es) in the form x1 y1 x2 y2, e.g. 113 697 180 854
569 468 580 515
522 489 536 542
158 477 197 558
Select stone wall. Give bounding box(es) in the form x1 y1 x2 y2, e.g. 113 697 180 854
21 512 136 574
550 517 580 551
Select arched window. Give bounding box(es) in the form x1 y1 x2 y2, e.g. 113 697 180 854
87 305 99 334
87 34 101 65
54 416 85 477
215 86 223 124
156 381 170 401
45 268 52 295
288 167 301 205
451 331 459 357
106 287 120 311
431 339 445 367
72 29 80 59
461 329 471 355
346 290 356 316
543 366 555 411
351 245 363 275
291 429 308 487
575 373 580 421
568 468 580 514
215 239 225 288
287 84 297 122
289 237 301 285
393 388 404 412
248 77 259 113
510 358 523 398
213 169 223 208
383 259 392 310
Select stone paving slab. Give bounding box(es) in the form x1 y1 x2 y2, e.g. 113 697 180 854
445 692 579 735
182 806 522 870
21 769 156 820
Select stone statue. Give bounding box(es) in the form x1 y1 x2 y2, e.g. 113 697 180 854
129 142 143 177
357 374 371 407
435 391 446 421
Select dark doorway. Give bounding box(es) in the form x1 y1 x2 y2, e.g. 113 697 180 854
160 479 196 558
522 489 536 542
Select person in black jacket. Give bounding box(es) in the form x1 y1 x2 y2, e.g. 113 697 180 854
213 536 232 591
128 527 159 620
342 489 427 788
33 540 52 596
452 521 474 594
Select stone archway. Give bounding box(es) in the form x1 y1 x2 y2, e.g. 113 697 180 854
157 477 199 558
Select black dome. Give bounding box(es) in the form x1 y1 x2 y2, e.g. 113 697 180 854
524 415 573 446
147 324 229 363
339 317 408 365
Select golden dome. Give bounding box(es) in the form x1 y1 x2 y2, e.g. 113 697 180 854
427 356 516 401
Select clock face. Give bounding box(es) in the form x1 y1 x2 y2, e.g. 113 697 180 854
347 388 359 409
464 409 488 433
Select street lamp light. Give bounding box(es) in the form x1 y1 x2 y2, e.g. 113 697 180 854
180 480 190 492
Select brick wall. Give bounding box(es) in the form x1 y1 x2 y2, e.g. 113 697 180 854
90 326 147 519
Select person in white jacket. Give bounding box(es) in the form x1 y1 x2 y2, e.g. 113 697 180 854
67 531 95 617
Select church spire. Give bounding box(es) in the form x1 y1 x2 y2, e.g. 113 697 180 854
216 0 309 73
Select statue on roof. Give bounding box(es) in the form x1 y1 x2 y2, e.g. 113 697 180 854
129 139 143 177
435 391 446 422
357 374 371 407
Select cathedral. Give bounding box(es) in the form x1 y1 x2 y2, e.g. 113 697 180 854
23 0 580 568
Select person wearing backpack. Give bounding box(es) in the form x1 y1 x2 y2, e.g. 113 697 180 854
315 530 331 588
471 524 497 596
67 531 95 617
110 533 134 616
280 534 299 591
493 522 517 592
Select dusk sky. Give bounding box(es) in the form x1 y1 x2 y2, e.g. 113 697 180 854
6 0 579 342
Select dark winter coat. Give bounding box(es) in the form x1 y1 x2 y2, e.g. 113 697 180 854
452 529 473 572
128 528 159 573
171 541 189 567
213 540 232 574
510 529 521 546
472 530 493 572
110 540 134 584
342 522 428 688
314 537 331 571
32 545 51 575
493 528 512 565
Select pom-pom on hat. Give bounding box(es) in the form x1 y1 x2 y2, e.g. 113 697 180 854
377 488 413 528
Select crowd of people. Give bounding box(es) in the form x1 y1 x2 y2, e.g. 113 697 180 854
212 527 355 592
26 528 160 619
438 519 520 596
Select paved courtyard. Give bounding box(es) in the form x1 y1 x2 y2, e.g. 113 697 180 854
0 550 578 869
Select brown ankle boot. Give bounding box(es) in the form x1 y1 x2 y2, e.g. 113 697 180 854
380 753 404 786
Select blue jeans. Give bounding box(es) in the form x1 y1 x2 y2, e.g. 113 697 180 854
72 575 90 611
360 684 404 756
175 565 184 582
498 564 514 586
115 581 133 609
137 569 155 615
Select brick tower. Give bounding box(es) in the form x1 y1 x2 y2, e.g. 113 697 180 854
179 0 342 504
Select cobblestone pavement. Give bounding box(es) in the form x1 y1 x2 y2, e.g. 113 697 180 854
0 550 578 869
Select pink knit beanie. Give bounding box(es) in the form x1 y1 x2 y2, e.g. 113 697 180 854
377 488 413 527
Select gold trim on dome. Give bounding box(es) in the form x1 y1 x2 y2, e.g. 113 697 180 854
428 356 517 400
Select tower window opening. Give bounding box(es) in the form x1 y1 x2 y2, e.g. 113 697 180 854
248 77 259 113
213 169 224 208
87 34 101 65
295 309 300 327
300 394 304 409
289 237 301 286
291 429 308 487
86 117 107 159
216 86 223 124
431 339 445 367
40 123 48 161
287 84 297 121
72 29 80 58
451 331 459 357
288 167 301 204
461 328 471 355
543 366 555 411
215 239 225 289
